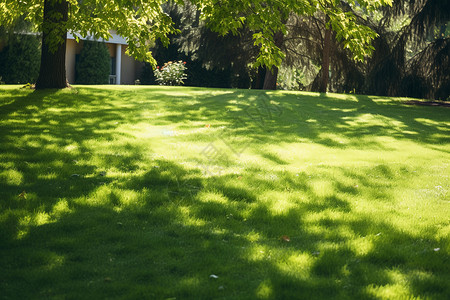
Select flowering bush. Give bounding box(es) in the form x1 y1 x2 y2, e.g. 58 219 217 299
154 61 187 86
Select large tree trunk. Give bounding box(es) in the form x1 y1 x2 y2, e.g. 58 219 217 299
319 15 331 93
262 66 279 90
252 66 266 89
263 31 284 90
35 0 69 89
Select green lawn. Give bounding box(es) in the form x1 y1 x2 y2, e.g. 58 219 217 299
0 85 449 299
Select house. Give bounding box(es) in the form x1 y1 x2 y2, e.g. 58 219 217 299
65 31 143 85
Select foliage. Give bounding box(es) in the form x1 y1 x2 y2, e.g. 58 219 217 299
0 34 40 84
0 0 177 67
194 0 392 69
139 62 157 85
282 9 367 93
75 40 110 85
154 60 187 86
141 1 256 88
182 0 391 90
405 38 449 100
0 86 449 299
153 1 391 90
280 0 449 98
366 0 450 99
1 0 392 71
277 66 307 91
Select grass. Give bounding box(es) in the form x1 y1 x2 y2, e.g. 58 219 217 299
0 85 449 299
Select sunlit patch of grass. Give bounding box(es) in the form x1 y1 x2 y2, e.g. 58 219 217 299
0 168 24 185
0 85 449 299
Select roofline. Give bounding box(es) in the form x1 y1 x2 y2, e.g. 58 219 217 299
67 32 128 45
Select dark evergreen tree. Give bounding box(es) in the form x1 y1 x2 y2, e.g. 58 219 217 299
284 0 448 99
404 38 449 100
366 0 450 99
139 63 156 85
75 40 110 85
283 7 369 94
139 1 257 89
0 34 40 84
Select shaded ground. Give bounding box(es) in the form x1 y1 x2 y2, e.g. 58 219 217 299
403 100 450 107
0 86 449 299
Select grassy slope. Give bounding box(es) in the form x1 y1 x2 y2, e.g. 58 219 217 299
0 85 448 299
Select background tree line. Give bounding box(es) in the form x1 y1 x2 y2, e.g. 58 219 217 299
1 0 448 99
141 0 448 99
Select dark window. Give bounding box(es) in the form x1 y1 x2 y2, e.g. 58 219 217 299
75 54 80 81
110 57 116 75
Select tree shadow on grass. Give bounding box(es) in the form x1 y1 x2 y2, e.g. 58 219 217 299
0 88 160 244
154 88 450 148
1 157 448 299
4 87 448 149
0 87 448 299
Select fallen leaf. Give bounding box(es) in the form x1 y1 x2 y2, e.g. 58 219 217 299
281 235 290 242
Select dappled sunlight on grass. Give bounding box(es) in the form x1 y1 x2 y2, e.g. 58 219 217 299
0 85 449 299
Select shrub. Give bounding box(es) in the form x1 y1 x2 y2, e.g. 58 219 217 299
154 61 187 86
277 67 307 91
139 62 156 85
0 34 40 84
76 40 110 84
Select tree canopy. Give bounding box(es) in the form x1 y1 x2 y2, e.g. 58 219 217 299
366 0 450 99
0 0 394 67
194 0 392 69
0 0 176 66
0 0 393 89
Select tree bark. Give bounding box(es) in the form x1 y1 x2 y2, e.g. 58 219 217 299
252 66 266 89
262 66 279 90
319 15 331 93
263 31 284 90
35 0 69 89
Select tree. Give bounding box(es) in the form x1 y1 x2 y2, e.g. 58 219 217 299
262 30 284 90
365 0 450 99
35 0 68 89
75 40 110 84
320 15 332 93
0 34 40 84
281 0 448 98
148 1 258 88
1 0 392 90
1 0 175 89
196 0 392 91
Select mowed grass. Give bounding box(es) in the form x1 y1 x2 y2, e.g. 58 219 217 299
0 85 449 299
